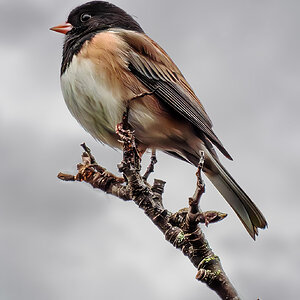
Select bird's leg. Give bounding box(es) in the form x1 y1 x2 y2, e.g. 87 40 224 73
130 89 157 101
116 108 131 138
142 149 158 181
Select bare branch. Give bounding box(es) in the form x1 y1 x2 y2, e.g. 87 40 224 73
57 118 240 299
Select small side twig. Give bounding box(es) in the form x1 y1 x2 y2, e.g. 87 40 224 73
80 142 97 164
142 149 158 181
58 150 129 201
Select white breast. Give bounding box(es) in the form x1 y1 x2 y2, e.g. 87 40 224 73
60 55 125 147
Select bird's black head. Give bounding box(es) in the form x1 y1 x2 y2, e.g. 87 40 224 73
67 1 144 35
54 1 144 74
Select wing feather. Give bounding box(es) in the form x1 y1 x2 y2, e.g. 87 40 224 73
116 29 232 160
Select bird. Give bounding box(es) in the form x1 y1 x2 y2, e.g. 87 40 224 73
50 1 267 239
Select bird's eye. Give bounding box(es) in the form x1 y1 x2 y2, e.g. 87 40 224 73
80 13 91 22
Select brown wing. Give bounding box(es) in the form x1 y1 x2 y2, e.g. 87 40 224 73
116 30 232 160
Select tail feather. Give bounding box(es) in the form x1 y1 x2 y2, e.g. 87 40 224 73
203 150 267 239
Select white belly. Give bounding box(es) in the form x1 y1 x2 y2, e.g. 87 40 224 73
60 55 125 147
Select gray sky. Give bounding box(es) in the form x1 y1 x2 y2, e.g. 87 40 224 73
1 0 300 299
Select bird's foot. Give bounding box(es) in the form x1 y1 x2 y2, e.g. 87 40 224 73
116 113 141 172
116 122 133 144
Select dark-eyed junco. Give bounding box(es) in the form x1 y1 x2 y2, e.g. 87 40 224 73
50 1 267 239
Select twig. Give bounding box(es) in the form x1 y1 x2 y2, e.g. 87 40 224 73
142 149 158 181
80 142 97 164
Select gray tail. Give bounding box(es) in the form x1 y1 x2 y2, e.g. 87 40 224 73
203 150 267 239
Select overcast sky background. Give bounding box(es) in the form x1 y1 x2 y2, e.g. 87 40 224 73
1 0 300 299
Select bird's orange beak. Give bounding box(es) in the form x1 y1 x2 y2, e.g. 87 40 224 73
50 22 73 34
